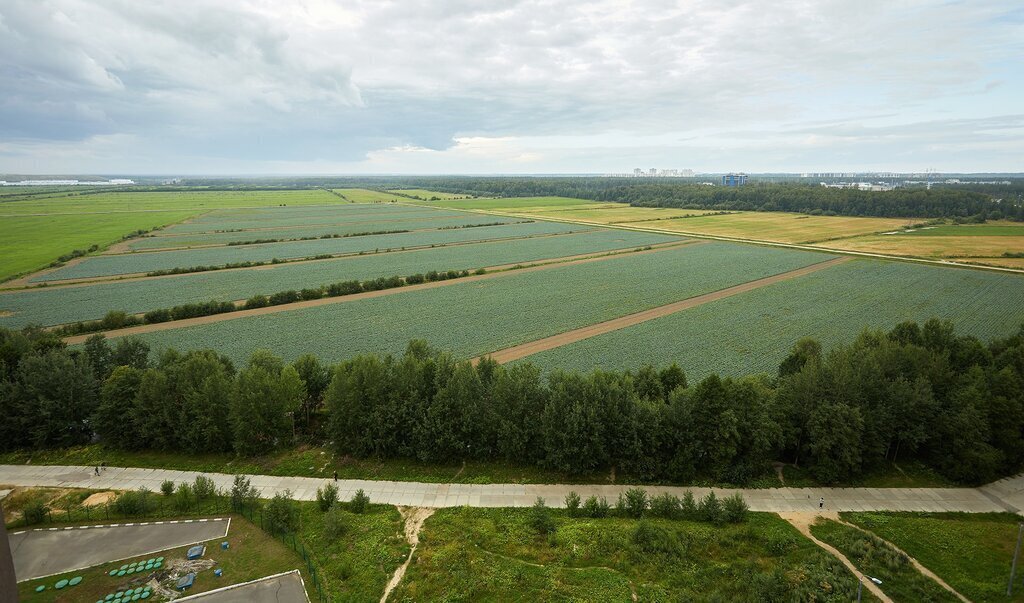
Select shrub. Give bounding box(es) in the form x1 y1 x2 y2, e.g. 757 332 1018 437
326 280 362 296
317 483 339 512
405 273 425 284
530 497 556 536
700 491 723 525
583 495 610 518
269 290 300 305
474 267 487 275
723 493 749 523
113 488 155 516
160 480 175 497
174 482 194 512
23 500 47 525
650 493 681 519
144 309 172 324
323 505 348 539
300 288 323 301
623 488 648 518
631 521 683 559
349 489 370 514
230 475 259 509
564 491 581 517
681 491 697 519
193 475 216 501
265 490 298 533
245 295 270 309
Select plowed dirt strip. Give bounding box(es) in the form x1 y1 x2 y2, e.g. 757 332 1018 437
477 256 851 364
62 240 700 344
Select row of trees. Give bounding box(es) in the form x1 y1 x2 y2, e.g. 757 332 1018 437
2 319 1022 485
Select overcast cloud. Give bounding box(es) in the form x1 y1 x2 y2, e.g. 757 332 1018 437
0 0 1021 174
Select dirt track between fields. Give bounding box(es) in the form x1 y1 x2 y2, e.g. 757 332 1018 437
61 239 700 344
476 256 850 364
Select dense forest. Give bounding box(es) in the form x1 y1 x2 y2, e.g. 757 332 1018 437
2 320 1022 486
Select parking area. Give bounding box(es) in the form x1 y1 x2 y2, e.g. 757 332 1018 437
178 570 308 603
10 517 230 581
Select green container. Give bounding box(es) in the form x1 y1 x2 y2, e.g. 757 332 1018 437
106 594 115 601
154 562 162 569
120 564 129 570
69 576 83 586
132 595 141 601
34 585 45 592
125 588 134 595
140 593 151 600
109 569 118 576
55 579 69 589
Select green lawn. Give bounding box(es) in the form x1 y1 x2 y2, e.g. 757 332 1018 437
393 508 869 601
842 512 1024 602
809 518 959 602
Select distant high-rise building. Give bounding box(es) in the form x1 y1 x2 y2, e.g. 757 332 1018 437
722 173 748 187
649 168 657 176
680 169 694 177
633 168 643 177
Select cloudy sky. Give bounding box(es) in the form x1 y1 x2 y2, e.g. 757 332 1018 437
1 0 1021 175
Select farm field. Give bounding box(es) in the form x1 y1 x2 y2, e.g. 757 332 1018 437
392 508 865 601
331 188 412 203
33 221 592 282
623 211 911 244
125 214 522 250
516 205 729 223
841 512 1024 602
0 189 346 282
388 188 478 200
424 195 614 212
114 242 832 364
0 229 681 328
826 220 1024 262
519 258 1024 378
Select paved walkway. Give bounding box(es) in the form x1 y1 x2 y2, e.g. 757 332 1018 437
0 465 1019 514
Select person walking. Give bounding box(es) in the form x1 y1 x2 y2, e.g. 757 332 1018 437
819 497 825 509
333 471 338 482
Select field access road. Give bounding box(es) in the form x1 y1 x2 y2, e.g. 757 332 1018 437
1 464 1021 515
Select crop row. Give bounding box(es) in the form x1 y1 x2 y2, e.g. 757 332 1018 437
522 259 1024 379
33 221 592 282
120 242 832 365
1 229 681 328
128 215 520 250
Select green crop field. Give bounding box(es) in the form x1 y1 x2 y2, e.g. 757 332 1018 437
1 229 681 327
388 189 479 200
842 512 1024 602
118 243 831 364
0 189 344 282
521 259 1024 378
127 215 520 250
393 508 864 601
331 188 412 203
423 195 610 212
157 203 467 234
34 221 591 282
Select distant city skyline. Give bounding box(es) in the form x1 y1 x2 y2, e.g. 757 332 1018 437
1 1 1021 175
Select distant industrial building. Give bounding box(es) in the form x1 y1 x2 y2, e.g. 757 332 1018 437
630 168 695 178
722 173 747 187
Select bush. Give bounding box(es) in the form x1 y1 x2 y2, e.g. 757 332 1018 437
323 505 348 539
23 500 47 525
174 482 194 512
699 491 723 525
300 288 323 301
583 495 610 518
317 483 339 512
245 295 270 309
144 309 172 324
623 488 648 518
564 491 581 517
265 490 298 533
160 480 175 497
269 290 300 305
530 497 556 536
326 280 363 296
113 488 155 516
193 475 216 501
349 488 370 514
230 475 259 510
650 493 681 519
405 273 425 284
722 493 749 523
631 521 683 559
681 491 697 519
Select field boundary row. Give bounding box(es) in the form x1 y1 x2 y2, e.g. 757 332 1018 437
475 256 851 364
60 240 701 344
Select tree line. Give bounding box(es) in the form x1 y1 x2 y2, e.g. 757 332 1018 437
2 319 1022 485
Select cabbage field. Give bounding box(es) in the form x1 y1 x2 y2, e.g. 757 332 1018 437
120 242 833 364
1 228 681 327
520 259 1024 378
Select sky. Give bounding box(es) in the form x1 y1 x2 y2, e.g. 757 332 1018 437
0 0 1022 175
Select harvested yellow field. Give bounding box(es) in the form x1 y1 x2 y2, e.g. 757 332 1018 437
828 235 1024 259
625 212 911 244
523 206 727 224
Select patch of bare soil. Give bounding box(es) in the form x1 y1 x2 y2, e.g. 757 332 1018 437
380 507 435 603
478 257 851 364
81 491 117 506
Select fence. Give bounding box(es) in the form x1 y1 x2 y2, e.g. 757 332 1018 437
237 504 328 603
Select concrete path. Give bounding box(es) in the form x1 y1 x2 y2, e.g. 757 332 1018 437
0 465 1017 513
177 570 309 603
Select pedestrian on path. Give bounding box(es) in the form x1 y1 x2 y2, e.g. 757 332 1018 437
94 466 99 476
819 497 824 509
333 471 338 482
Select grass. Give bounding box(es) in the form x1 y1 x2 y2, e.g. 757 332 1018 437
522 257 1024 380
388 189 479 200
122 242 831 365
519 205 729 223
842 511 1024 602
423 196 607 211
331 188 412 203
0 229 679 328
15 513 310 603
809 518 959 602
392 508 870 601
34 221 589 282
0 189 343 283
